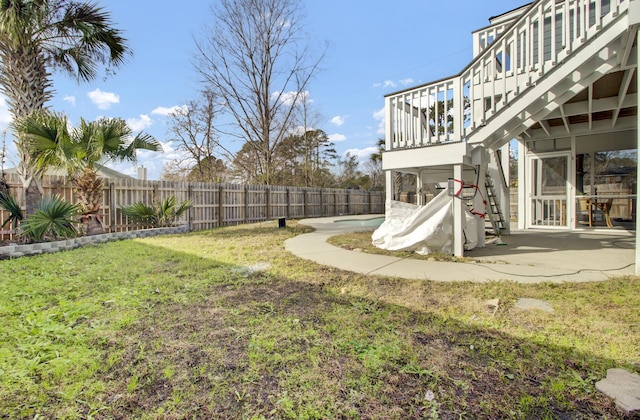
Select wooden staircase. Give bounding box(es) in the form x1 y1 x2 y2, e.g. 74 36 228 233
484 172 506 236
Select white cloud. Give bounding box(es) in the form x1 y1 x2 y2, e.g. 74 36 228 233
373 108 385 120
121 139 185 179
108 139 176 179
373 79 415 89
290 125 317 135
151 105 188 116
373 107 385 135
127 114 153 132
330 115 347 126
328 133 347 142
87 88 119 110
344 146 378 161
271 90 310 106
63 95 76 106
373 80 397 89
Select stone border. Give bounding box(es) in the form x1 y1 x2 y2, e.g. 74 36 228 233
0 224 189 259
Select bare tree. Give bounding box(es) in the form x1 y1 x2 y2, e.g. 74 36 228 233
165 90 230 183
195 0 324 184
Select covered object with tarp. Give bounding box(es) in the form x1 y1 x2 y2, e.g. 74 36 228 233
372 190 479 255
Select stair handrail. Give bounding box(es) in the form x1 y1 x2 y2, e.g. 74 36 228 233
386 0 630 152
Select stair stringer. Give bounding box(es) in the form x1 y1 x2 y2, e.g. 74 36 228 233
466 13 632 150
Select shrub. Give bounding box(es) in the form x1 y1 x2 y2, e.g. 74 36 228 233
0 191 24 231
120 195 192 228
20 195 80 241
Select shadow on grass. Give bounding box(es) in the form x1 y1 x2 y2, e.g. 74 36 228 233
0 229 634 419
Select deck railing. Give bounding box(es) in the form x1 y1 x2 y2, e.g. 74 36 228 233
386 0 629 152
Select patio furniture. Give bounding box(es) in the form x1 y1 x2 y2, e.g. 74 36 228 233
592 198 614 228
576 197 592 227
576 197 614 228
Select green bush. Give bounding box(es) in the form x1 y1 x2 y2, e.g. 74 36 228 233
0 191 24 230
120 195 192 228
20 195 80 241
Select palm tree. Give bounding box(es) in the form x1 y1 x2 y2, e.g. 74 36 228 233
0 0 129 215
17 110 162 234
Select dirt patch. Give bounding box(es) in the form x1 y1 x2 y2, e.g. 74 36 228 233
94 279 622 419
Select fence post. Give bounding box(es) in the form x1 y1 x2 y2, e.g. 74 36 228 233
286 188 290 219
265 187 271 221
347 190 351 215
303 189 308 218
109 182 116 232
363 191 373 214
187 184 193 231
218 184 224 227
244 185 249 223
319 190 323 216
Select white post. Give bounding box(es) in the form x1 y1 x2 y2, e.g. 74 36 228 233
500 143 511 234
636 30 640 275
416 171 424 206
454 78 463 141
517 138 526 230
384 95 394 214
385 170 393 212
453 164 464 256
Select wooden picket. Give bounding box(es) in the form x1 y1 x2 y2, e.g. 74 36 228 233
0 173 385 237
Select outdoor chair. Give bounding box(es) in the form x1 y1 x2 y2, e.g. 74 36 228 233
576 197 592 227
592 198 614 228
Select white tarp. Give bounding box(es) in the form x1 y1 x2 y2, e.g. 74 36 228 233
371 189 478 255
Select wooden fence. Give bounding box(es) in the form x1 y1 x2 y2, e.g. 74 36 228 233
0 173 385 238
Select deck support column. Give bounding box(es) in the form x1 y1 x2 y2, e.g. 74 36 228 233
385 170 393 212
498 143 511 234
416 171 424 206
453 164 464 257
636 29 640 275
517 138 526 230
475 165 486 248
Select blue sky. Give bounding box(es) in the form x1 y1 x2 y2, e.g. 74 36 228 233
0 0 528 179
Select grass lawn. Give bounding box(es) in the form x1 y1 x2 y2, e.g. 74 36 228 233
0 221 638 419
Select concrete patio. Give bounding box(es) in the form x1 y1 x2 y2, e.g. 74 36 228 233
285 215 636 283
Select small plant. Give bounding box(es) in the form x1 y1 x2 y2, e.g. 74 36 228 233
20 195 80 241
120 195 192 228
0 190 24 231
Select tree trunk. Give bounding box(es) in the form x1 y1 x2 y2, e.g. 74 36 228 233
74 168 106 235
2 46 52 216
23 177 41 217
82 213 106 236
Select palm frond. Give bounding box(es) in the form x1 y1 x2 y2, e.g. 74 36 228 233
0 192 23 229
51 2 130 81
130 132 163 152
120 202 157 226
20 195 79 241
174 199 193 220
120 196 191 228
14 109 76 175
